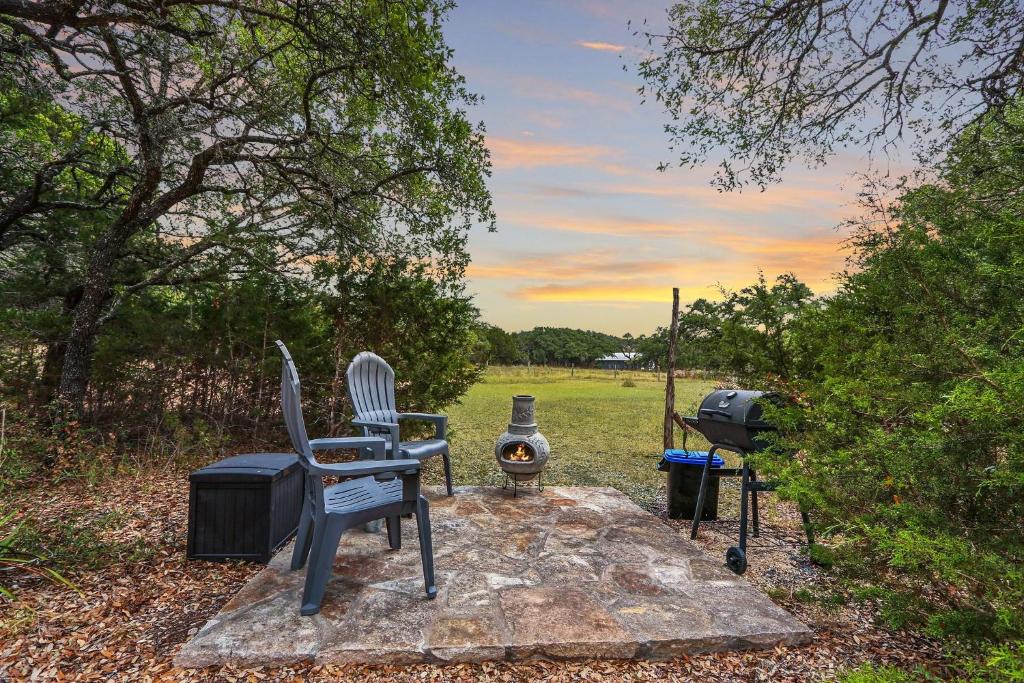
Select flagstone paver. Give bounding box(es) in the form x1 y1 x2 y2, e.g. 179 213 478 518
176 486 809 667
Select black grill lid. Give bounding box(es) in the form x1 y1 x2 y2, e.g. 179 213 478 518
698 389 773 428
684 390 779 452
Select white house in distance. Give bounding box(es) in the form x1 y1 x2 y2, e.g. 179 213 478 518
595 352 638 370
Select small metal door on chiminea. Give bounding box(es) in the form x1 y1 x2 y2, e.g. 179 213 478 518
495 395 550 496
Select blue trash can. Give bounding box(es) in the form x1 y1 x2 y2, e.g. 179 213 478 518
658 450 724 520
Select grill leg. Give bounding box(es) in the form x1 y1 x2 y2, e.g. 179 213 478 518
750 469 760 538
738 460 750 553
689 446 717 540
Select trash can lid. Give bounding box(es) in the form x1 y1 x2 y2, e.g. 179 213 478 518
662 450 725 467
190 453 301 482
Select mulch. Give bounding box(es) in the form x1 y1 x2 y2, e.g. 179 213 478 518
0 469 949 682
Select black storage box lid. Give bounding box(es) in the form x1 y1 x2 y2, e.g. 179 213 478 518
190 453 301 483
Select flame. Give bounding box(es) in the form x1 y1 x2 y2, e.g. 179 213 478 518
505 443 533 462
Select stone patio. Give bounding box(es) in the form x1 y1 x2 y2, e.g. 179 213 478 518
176 486 809 666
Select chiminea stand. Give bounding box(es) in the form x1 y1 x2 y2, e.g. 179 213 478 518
502 471 544 498
676 413 813 575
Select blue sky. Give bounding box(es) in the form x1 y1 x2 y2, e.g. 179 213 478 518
443 1 897 335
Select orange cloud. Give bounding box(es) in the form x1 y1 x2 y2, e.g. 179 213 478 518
468 251 679 282
500 211 697 237
488 137 611 169
515 284 676 302
469 229 848 305
576 40 625 52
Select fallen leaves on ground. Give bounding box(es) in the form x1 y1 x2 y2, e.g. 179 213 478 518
1 469 947 682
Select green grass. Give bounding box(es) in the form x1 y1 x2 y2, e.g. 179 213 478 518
429 365 713 508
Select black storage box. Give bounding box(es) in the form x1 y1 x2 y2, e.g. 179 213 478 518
187 453 304 563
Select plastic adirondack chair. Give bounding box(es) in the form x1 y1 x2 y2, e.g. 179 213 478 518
346 352 454 496
276 341 437 616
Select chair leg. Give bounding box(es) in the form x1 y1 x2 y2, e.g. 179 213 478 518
441 451 453 496
386 515 401 550
301 517 345 616
415 496 438 599
290 503 314 571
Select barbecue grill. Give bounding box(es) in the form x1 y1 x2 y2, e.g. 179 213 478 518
679 389 812 574
681 389 777 451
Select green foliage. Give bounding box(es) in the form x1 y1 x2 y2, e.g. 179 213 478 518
837 641 1024 683
836 664 937 683
635 272 814 379
755 107 1024 643
657 106 1024 645
0 0 494 413
472 324 526 366
963 642 1024 682
516 327 624 366
5 511 151 574
0 511 77 598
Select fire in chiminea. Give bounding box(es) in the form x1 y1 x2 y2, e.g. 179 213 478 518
495 395 550 496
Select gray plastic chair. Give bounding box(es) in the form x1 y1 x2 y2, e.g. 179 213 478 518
276 341 437 616
347 352 453 496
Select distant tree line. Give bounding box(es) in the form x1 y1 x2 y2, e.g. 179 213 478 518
471 326 647 368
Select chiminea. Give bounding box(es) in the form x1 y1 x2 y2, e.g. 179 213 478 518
495 395 550 496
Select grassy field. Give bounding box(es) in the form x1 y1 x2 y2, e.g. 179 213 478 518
433 365 713 509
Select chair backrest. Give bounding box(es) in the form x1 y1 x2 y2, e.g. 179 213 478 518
346 351 398 423
276 340 313 461
276 340 323 509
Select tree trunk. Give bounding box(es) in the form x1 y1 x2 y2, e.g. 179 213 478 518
54 218 139 417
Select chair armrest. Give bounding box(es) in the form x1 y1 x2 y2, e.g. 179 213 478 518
398 413 447 440
306 457 421 479
351 420 400 450
308 436 387 460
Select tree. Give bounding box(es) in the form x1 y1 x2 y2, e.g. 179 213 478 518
0 0 493 416
637 0 1024 189
634 273 814 379
767 105 1024 639
516 327 623 366
472 324 526 366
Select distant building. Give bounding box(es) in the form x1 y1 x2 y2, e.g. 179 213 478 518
595 352 637 370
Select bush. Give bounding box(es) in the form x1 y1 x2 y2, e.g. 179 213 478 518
837 642 1024 683
757 107 1024 643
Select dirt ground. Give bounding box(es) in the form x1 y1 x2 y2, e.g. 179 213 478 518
0 469 948 682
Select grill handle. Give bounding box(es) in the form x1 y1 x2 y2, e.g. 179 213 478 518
699 408 733 419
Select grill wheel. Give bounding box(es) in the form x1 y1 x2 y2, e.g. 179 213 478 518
725 546 748 574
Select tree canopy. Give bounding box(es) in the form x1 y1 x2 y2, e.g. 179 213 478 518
0 0 493 415
637 0 1024 189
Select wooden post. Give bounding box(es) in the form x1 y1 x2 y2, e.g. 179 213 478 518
663 288 680 451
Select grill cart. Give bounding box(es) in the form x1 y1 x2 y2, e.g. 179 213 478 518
676 390 814 574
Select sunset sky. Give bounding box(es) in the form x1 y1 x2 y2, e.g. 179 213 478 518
444 1 905 336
